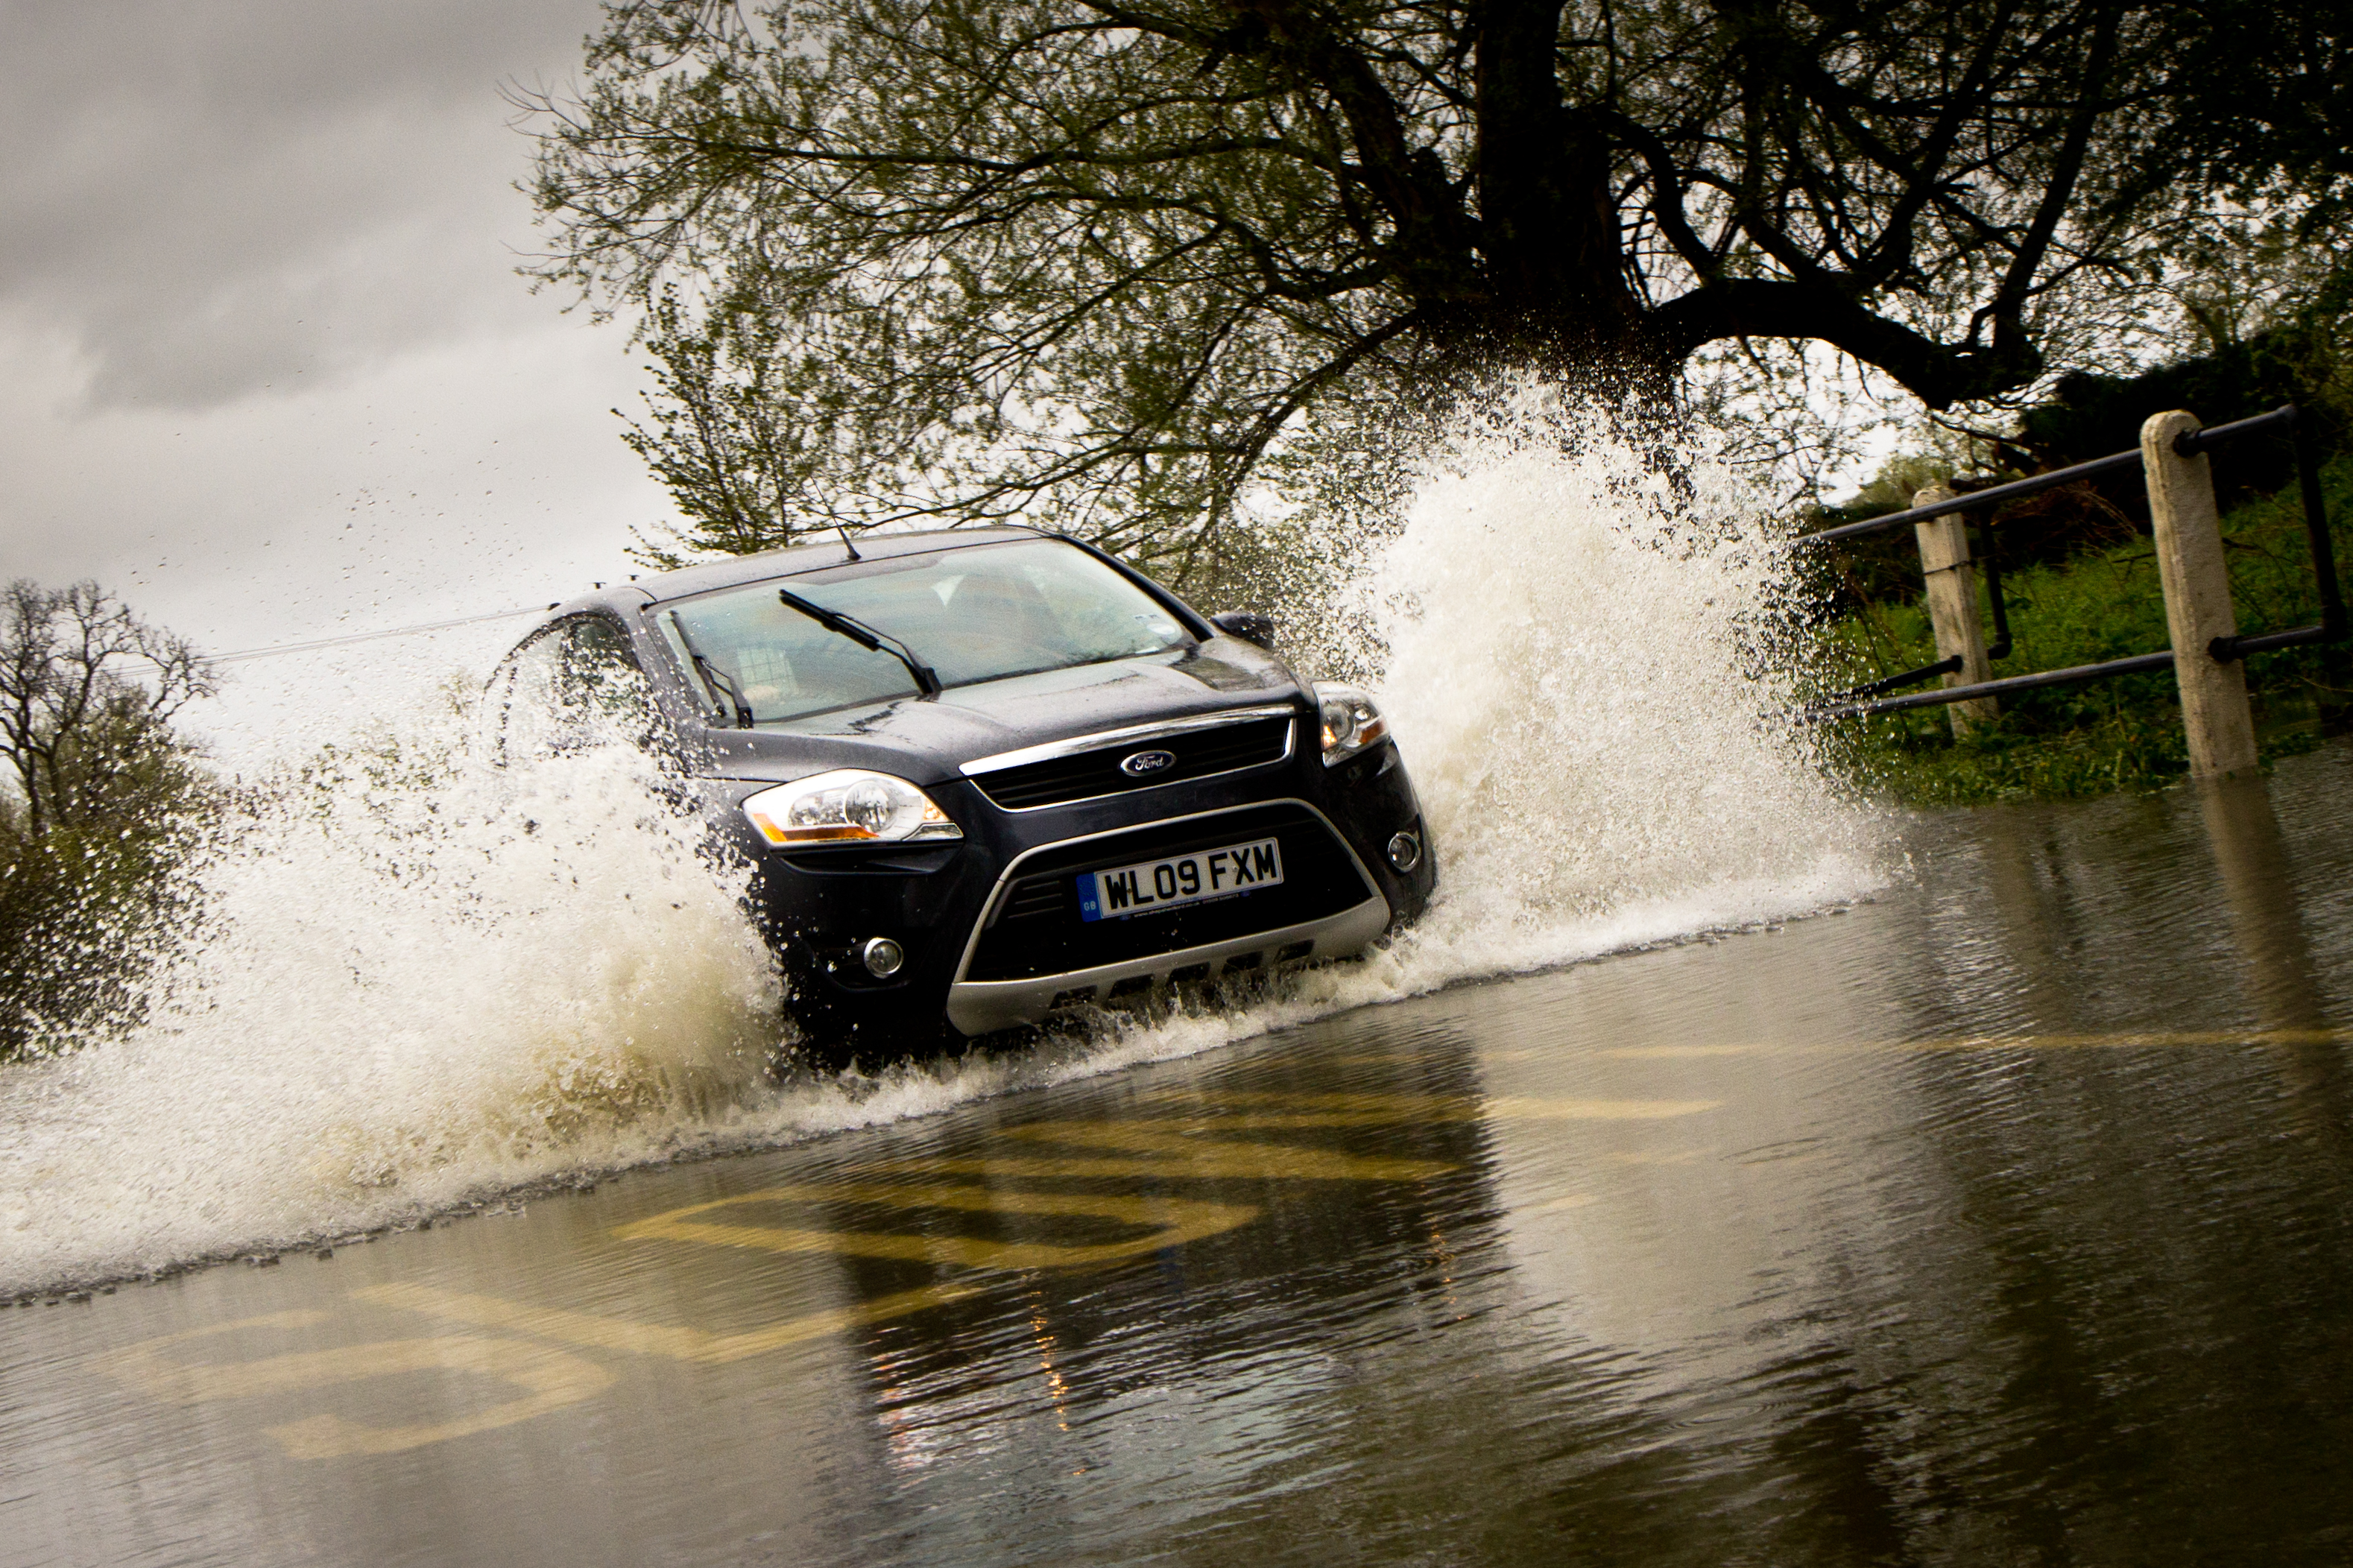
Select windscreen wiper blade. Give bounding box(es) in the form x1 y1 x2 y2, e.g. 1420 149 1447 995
777 587 942 698
660 608 754 727
693 654 756 728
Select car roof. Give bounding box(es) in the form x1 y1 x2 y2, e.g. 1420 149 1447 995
634 525 1052 605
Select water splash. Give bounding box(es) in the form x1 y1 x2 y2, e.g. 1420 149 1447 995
0 718 787 1294
0 391 1889 1298
1356 382 1877 976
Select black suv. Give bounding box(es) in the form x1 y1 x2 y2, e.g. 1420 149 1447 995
493 528 1435 1055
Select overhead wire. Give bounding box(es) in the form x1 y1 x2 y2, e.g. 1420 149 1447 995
200 602 560 665
118 600 566 673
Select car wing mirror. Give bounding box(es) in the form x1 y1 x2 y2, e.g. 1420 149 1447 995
1209 610 1277 649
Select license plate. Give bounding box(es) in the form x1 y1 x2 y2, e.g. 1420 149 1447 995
1077 836 1284 922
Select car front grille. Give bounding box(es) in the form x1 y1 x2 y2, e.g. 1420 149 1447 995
967 715 1295 811
961 803 1376 982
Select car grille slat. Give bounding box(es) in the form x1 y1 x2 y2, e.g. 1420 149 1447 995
970 715 1294 811
964 803 1375 982
999 881 1071 923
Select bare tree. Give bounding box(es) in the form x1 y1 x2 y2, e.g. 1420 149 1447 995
0 583 215 1056
0 581 213 838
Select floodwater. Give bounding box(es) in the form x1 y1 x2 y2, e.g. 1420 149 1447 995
6 741 2351 1567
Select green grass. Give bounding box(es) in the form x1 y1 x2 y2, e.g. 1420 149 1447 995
1819 452 2353 806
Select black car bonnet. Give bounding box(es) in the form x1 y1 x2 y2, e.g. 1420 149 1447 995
689 639 1305 785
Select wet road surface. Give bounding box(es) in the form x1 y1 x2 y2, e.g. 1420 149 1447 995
7 747 2353 1566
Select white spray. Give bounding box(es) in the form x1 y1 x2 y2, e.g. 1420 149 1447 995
0 392 1888 1297
1358 382 1876 977
0 717 786 1292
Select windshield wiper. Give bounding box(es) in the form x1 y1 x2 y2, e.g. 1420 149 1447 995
661 610 754 727
694 654 756 728
777 587 942 698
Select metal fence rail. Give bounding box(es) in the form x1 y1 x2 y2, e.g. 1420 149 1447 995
1804 404 2343 729
1801 449 2147 545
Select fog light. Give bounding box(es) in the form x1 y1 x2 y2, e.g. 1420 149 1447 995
1385 830 1423 873
859 936 906 979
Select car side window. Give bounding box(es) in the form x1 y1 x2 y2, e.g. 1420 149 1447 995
558 616 650 721
496 616 651 760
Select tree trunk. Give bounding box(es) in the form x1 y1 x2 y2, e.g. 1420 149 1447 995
1468 0 1670 392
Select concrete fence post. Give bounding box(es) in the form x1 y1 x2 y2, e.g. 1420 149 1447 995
1913 484 1997 735
2142 410 2258 780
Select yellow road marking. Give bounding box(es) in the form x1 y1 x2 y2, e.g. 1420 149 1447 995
1305 1028 2353 1064
106 1097 1707 1459
865 1150 1450 1182
104 1312 613 1458
613 1182 1260 1271
1900 1029 2352 1050
355 1280 987 1365
1143 1090 1719 1122
1623 1031 2347 1054
1484 1094 1719 1119
106 1022 2342 1465
350 1131 1447 1377
988 1122 1456 1180
353 1283 706 1359
1326 1049 1548 1064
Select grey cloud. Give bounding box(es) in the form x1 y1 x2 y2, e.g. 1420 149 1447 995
0 0 602 409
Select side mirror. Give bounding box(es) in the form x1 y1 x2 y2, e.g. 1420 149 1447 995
1209 610 1278 649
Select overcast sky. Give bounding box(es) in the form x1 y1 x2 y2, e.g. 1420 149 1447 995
0 1 669 756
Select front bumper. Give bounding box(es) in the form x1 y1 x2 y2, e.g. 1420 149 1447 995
714 715 1433 1043
943 797 1396 1034
947 889 1392 1035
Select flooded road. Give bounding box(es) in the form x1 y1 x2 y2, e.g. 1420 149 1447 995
7 743 2353 1565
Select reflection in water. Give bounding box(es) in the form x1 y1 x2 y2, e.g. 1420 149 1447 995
2202 773 2353 1163
4 745 2352 1567
2201 773 2328 1031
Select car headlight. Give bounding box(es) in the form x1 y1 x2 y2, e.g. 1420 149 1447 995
1316 684 1389 767
741 770 964 846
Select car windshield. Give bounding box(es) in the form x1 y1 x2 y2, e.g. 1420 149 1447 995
657 538 1193 724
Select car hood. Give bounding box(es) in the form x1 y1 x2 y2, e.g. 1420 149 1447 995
691 639 1307 786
